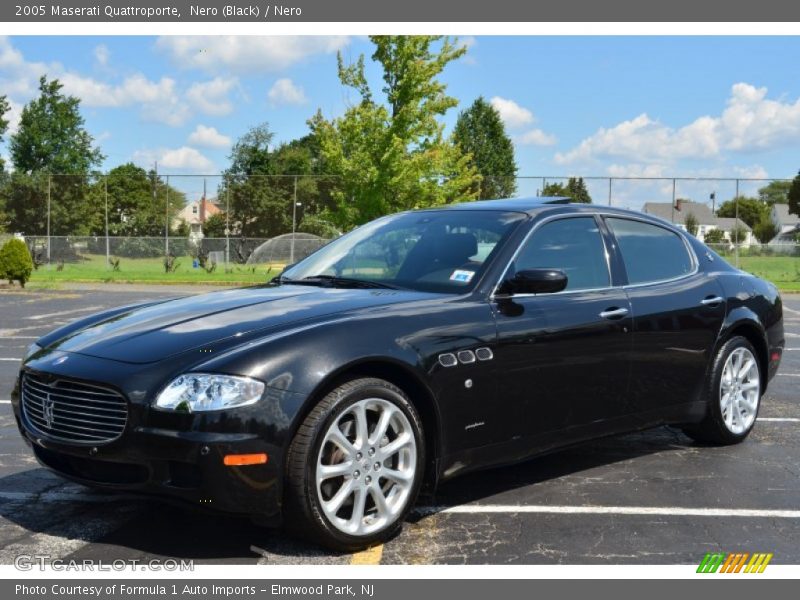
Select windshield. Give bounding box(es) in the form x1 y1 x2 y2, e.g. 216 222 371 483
280 210 526 294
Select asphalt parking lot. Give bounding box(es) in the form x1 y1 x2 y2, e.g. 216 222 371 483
0 284 798 565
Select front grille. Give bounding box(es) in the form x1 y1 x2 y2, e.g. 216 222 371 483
21 374 128 444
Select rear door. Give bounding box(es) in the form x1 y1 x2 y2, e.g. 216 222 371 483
604 217 727 420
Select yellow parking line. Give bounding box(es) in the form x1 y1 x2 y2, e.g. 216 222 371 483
350 544 383 565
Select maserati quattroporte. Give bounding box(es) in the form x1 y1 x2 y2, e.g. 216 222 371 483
12 198 784 550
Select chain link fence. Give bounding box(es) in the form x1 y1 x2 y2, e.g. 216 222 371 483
2 172 798 286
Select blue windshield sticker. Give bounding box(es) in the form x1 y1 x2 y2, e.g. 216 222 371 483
450 270 475 283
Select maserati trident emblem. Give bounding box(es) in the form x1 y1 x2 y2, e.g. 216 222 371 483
42 394 55 429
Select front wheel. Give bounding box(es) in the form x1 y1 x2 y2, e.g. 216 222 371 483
285 378 425 551
682 336 762 445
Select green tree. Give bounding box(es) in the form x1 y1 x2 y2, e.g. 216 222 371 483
758 180 791 205
541 178 592 203
541 182 568 197
10 76 104 174
789 171 800 217
0 95 9 172
218 123 295 237
684 212 699 236
310 36 479 228
729 224 749 245
566 177 592 203
6 77 105 235
703 228 725 245
452 96 516 199
202 212 228 238
716 196 768 229
96 163 184 237
0 237 33 287
753 218 778 244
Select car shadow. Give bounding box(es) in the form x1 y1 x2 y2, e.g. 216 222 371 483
0 426 696 563
413 425 697 519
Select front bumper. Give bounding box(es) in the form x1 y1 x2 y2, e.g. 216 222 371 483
19 425 283 522
12 360 300 524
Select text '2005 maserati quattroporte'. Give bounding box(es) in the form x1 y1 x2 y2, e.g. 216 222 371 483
12 197 784 550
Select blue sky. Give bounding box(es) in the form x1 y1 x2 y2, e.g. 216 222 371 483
2 35 800 207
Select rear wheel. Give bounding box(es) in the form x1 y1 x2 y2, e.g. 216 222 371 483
683 336 761 445
285 378 424 551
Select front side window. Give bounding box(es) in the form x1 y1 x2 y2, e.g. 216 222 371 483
606 217 693 285
513 216 610 291
282 210 526 294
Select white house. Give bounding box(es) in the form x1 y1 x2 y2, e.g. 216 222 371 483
767 204 799 250
173 197 222 237
643 200 753 247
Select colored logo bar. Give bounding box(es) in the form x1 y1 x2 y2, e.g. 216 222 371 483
697 552 773 573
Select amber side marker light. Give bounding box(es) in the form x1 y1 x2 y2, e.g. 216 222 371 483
224 453 268 466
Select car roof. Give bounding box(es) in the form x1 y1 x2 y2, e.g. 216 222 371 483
411 197 688 233
429 196 644 218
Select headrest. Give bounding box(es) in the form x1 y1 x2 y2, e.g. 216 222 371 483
434 233 478 264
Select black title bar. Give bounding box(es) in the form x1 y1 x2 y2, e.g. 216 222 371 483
3 0 800 22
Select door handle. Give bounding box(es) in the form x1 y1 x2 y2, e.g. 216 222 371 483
700 296 724 307
599 307 629 319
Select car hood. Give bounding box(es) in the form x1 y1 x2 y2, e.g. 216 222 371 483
44 284 436 364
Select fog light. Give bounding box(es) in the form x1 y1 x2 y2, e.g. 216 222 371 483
223 453 268 466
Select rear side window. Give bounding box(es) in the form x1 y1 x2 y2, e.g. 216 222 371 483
606 218 694 285
515 216 610 291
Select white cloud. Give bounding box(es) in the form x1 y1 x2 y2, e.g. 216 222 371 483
156 36 350 74
267 78 308 107
59 72 190 126
188 124 231 148
607 163 669 178
517 129 557 146
490 96 534 129
186 77 238 116
94 44 110 67
134 146 214 172
556 82 800 166
3 97 23 135
0 37 234 128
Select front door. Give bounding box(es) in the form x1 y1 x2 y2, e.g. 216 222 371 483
492 215 634 443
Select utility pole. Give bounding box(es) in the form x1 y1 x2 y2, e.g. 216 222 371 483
710 191 716 214
734 179 740 268
225 186 230 271
165 175 170 258
670 178 677 224
290 175 299 264
104 177 110 268
46 174 51 267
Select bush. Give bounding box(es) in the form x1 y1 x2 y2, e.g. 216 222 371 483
115 237 164 258
0 238 34 287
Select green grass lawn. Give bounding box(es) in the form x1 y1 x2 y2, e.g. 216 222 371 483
29 254 281 286
24 251 800 292
729 254 800 292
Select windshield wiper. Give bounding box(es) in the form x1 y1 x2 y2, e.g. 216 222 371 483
300 275 402 290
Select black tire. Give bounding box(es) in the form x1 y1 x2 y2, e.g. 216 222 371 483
682 336 762 445
285 377 425 551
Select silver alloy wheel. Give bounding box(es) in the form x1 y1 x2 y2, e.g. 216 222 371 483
315 398 417 536
720 346 760 435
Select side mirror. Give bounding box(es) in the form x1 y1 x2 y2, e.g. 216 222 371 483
499 269 568 295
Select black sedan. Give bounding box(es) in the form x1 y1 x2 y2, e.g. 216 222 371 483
11 197 784 550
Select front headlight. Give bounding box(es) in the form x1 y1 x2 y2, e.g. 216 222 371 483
155 373 265 412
